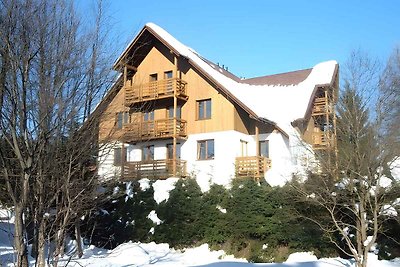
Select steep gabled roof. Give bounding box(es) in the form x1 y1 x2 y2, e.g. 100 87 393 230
114 23 338 134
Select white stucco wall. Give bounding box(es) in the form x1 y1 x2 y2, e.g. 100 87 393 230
97 129 297 189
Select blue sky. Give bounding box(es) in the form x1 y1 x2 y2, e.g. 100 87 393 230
78 0 399 78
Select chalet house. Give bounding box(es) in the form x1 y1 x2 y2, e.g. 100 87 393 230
97 23 339 189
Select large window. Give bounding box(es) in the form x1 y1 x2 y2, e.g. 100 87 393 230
116 112 129 129
166 143 181 159
197 139 214 160
168 106 181 119
114 147 127 166
143 145 154 161
197 99 211 120
259 140 269 158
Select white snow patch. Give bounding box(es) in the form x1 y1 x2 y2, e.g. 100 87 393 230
364 236 373 247
307 193 316 199
389 157 400 181
152 177 179 204
139 178 151 191
382 205 398 217
378 176 393 188
285 252 318 263
216 205 227 214
147 210 162 225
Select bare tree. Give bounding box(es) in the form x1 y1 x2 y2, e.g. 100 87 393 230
293 50 400 267
0 0 116 266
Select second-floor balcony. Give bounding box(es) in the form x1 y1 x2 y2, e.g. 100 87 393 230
235 156 271 178
125 78 188 106
122 118 187 142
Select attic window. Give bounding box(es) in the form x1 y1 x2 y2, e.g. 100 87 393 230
149 73 158 82
197 99 211 120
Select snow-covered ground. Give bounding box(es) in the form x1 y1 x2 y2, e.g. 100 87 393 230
1 213 399 267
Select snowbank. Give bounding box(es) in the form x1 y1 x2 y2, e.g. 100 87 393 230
152 177 179 204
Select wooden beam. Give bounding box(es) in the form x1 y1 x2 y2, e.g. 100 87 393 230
255 125 260 156
123 65 127 86
173 55 178 176
124 64 137 72
121 144 126 180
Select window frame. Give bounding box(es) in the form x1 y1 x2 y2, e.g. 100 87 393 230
142 145 155 161
167 106 181 119
164 70 173 79
259 140 270 158
197 139 214 160
143 110 155 121
116 111 129 129
114 147 127 166
166 143 181 159
196 99 212 120
149 73 158 82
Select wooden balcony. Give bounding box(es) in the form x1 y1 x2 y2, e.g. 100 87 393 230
312 97 333 116
121 159 187 180
312 131 335 150
235 156 271 178
123 118 187 142
125 78 188 106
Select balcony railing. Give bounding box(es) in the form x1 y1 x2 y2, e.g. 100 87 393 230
122 118 186 142
312 131 335 149
312 97 333 116
125 78 188 106
235 156 271 178
121 159 187 180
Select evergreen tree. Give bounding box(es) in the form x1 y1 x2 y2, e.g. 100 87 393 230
154 178 206 246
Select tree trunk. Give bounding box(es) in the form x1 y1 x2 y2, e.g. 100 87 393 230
75 220 83 258
36 219 46 267
14 205 28 267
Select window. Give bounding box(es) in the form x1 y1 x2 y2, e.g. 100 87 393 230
197 99 211 120
116 112 129 129
168 106 181 119
259 140 269 158
240 140 248 157
143 145 154 161
114 147 127 166
149 73 158 82
164 71 173 79
197 139 214 160
143 110 154 121
166 143 181 159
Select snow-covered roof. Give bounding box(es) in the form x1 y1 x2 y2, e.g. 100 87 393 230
115 23 338 132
